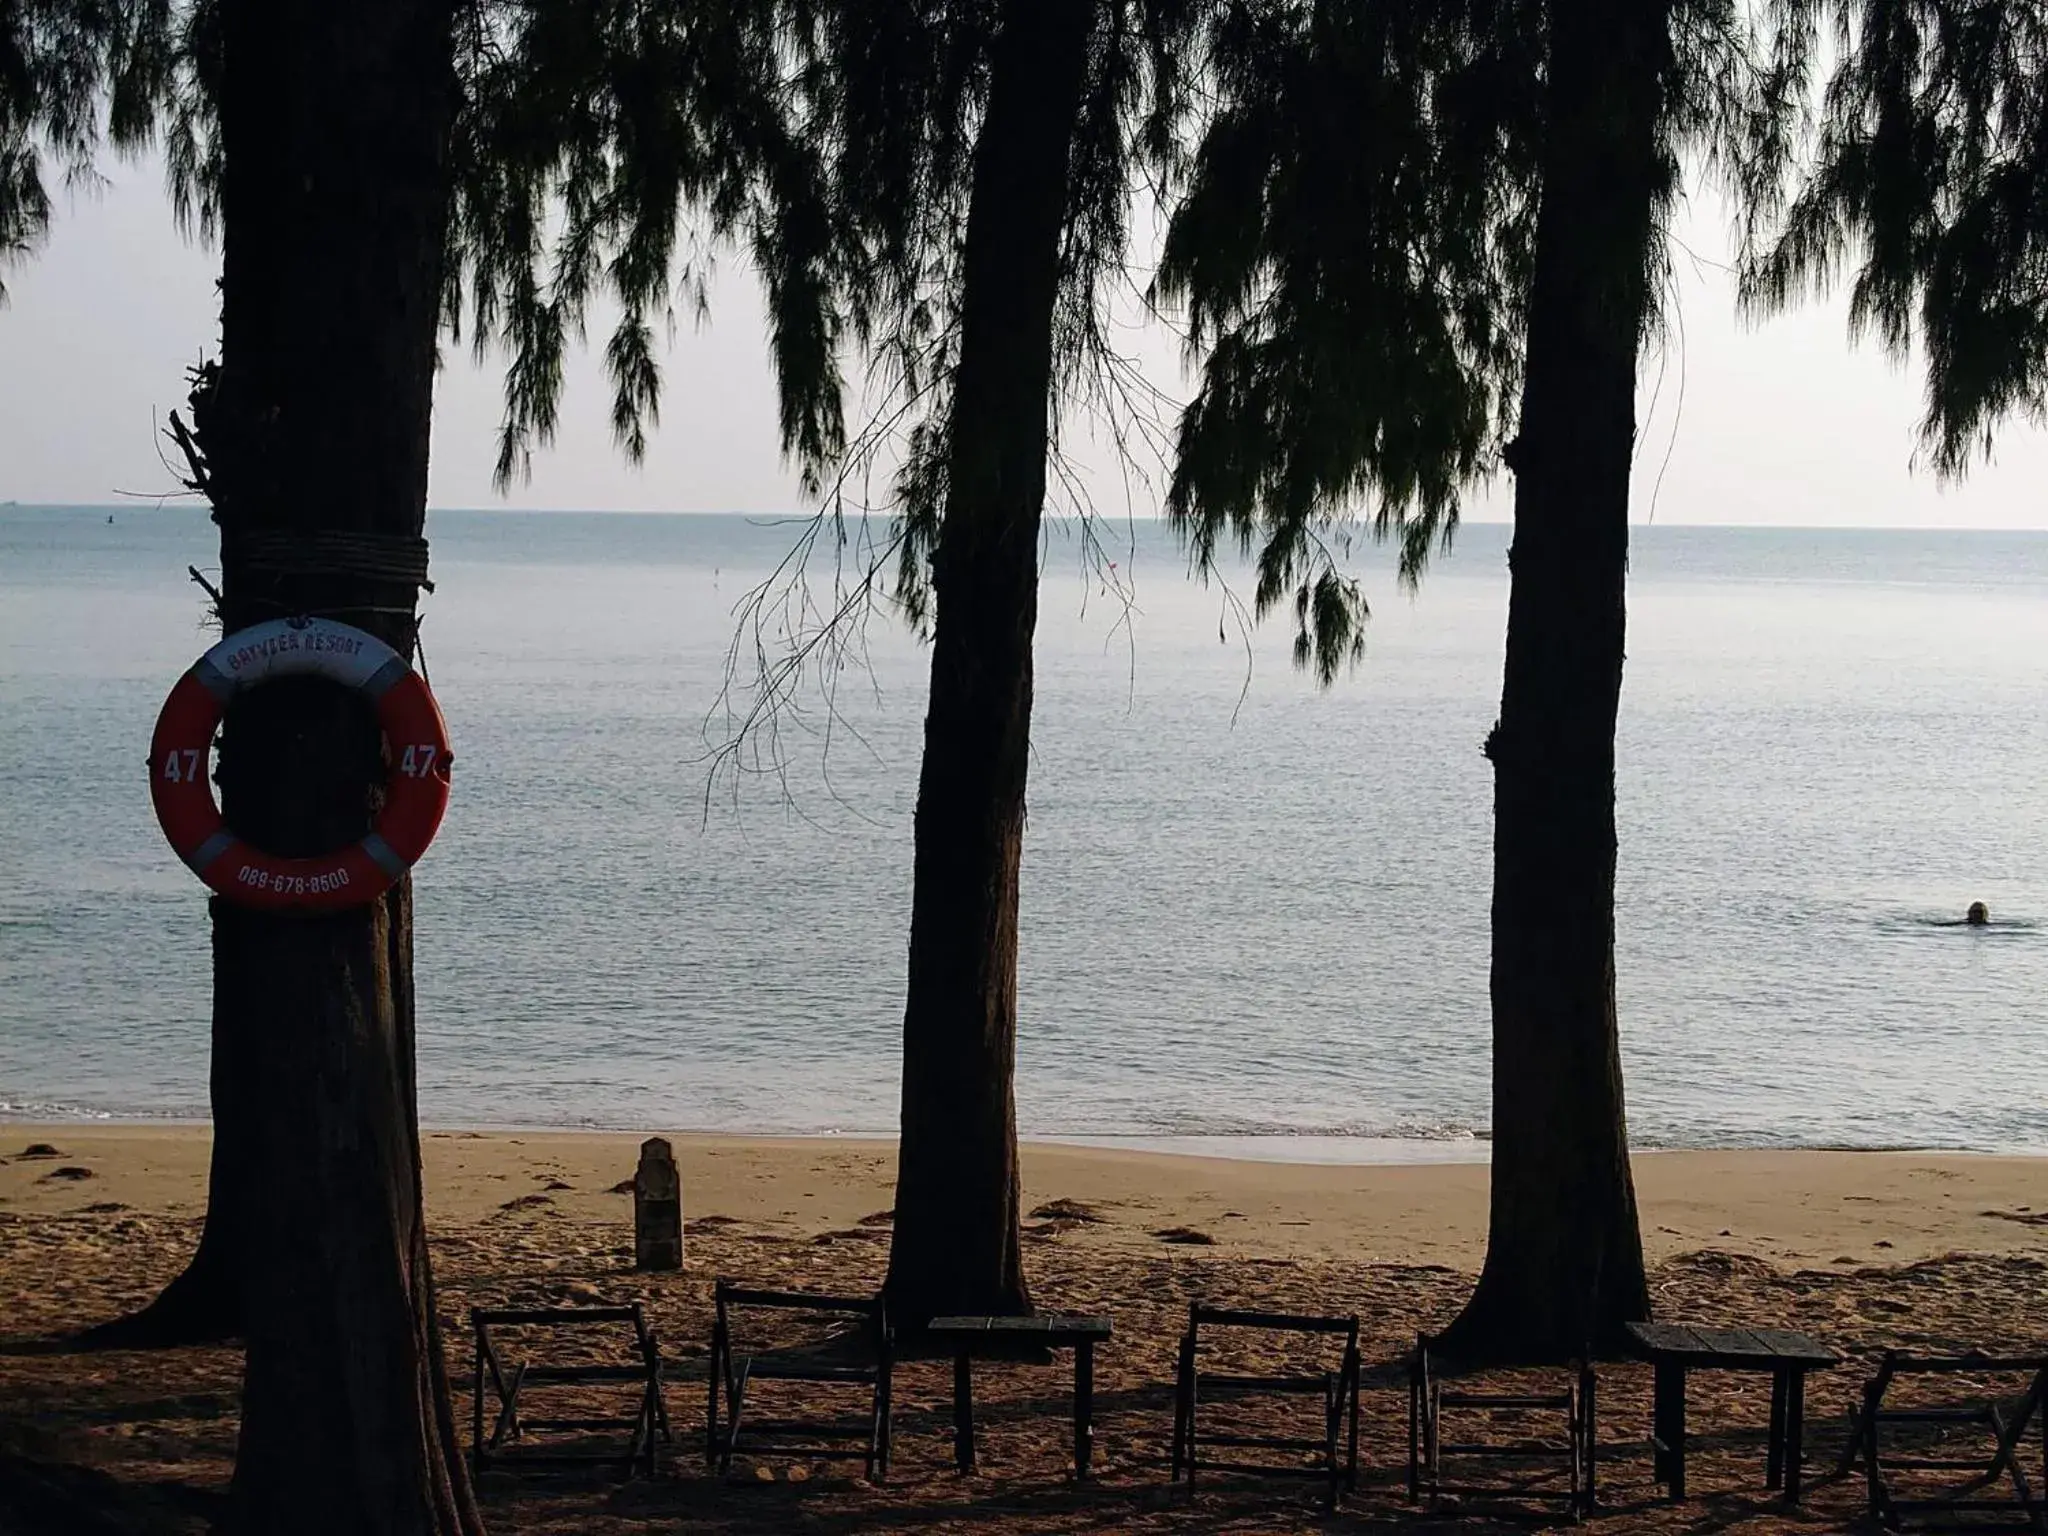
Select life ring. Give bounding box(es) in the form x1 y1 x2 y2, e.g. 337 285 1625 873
149 616 452 911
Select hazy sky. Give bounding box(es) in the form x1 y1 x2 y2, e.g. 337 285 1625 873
5 154 2048 528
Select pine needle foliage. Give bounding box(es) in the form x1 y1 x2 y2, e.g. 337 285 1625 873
1159 0 1757 682
791 0 1202 627
1157 0 1540 680
0 0 181 300
1743 0 2048 476
446 0 847 493
5 0 846 499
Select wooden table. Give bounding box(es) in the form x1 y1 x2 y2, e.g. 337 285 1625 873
924 1315 1113 1478
1625 1322 1840 1502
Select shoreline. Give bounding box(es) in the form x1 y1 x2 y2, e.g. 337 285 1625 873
4 1123 2046 1271
3 1114 2038 1166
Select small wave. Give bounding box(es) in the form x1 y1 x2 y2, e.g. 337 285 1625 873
1035 1133 1490 1166
0 1099 204 1123
415 1109 1496 1141
0 1098 116 1121
1032 1116 1489 1143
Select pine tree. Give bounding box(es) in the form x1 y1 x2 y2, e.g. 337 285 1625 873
792 0 1199 1326
1161 0 1756 1357
1439 0 1671 1358
191 3 483 1529
867 0 1104 1326
71 1 833 1522
488 0 1199 1326
102 0 841 1356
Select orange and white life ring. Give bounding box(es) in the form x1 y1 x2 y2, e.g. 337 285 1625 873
149 616 452 911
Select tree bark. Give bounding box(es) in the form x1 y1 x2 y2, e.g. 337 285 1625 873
1439 0 1667 1363
883 0 1097 1330
173 2 479 1530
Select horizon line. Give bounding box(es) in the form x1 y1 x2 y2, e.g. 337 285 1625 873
9 500 2048 535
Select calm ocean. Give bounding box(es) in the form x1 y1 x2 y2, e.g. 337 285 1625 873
2 505 2045 1158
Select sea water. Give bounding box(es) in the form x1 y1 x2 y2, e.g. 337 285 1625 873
2 505 2045 1156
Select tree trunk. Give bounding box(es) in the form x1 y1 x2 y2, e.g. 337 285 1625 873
1439 0 1667 1363
185 2 479 1530
883 0 1096 1330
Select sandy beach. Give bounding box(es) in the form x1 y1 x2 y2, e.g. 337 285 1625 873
3 1126 2046 1532
4 1126 2048 1268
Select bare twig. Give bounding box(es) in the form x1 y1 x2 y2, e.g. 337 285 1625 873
165 408 209 497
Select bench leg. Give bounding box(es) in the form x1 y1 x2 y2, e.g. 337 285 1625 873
1074 1340 1095 1480
705 1329 722 1468
1785 1369 1807 1504
472 1326 486 1478
1767 1370 1787 1489
1426 1380 1441 1482
1582 1361 1599 1516
953 1353 975 1473
492 1362 527 1450
875 1351 893 1482
1171 1338 1191 1481
1407 1362 1420 1501
720 1360 750 1474
1323 1377 1340 1511
1671 1371 1688 1502
1651 1361 1670 1487
1653 1362 1687 1500
1347 1353 1362 1491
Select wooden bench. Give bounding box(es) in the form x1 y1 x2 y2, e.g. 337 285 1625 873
924 1314 1112 1478
471 1305 669 1477
1625 1321 1839 1502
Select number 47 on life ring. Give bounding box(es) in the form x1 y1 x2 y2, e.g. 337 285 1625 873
162 748 204 782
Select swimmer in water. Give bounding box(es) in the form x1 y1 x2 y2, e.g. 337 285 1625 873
1967 901 1990 926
